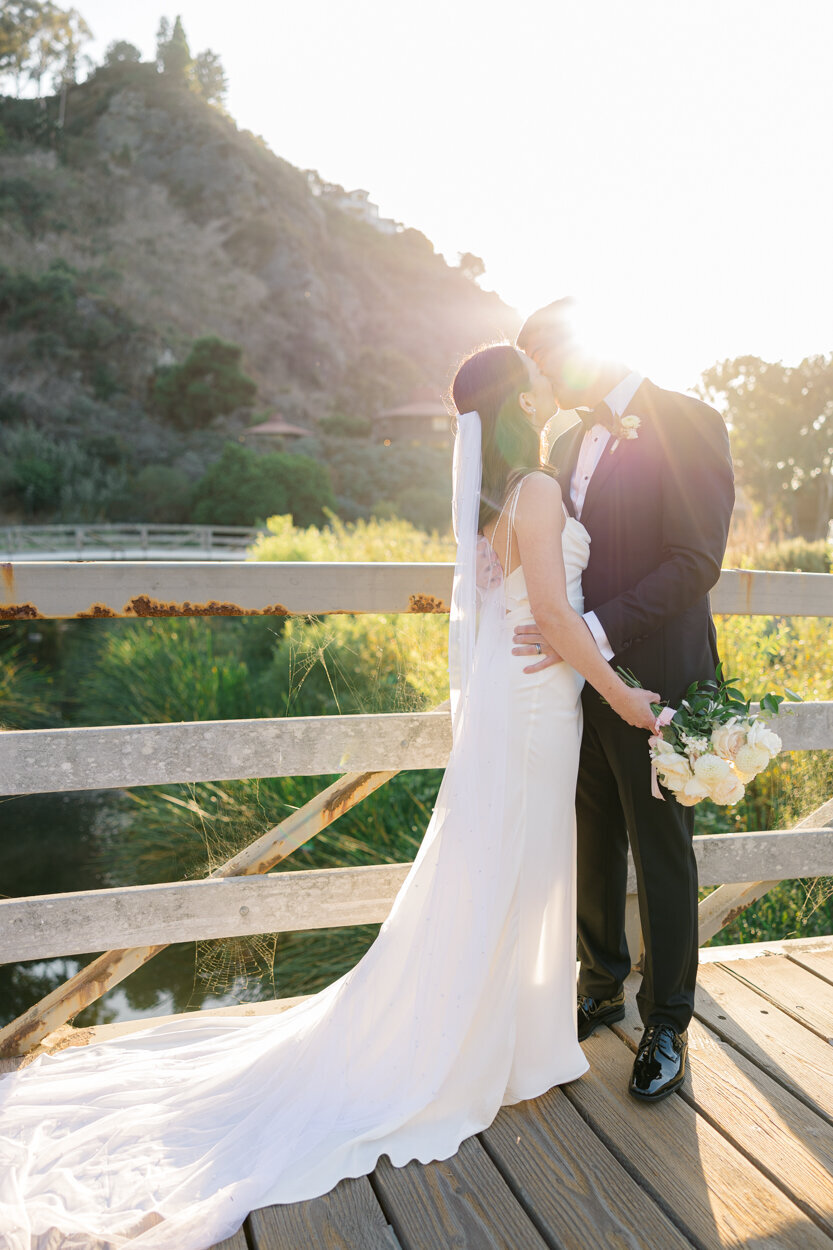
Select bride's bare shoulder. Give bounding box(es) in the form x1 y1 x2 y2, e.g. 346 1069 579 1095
517 471 563 508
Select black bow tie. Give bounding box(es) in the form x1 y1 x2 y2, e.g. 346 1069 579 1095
577 402 613 432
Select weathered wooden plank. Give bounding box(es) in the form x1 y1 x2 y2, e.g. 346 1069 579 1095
248 1176 396 1250
698 881 782 946
0 711 451 795
4 701 829 797
0 864 413 963
480 1086 693 1249
711 568 833 616
763 699 833 751
2 562 831 621
5 822 828 964
0 560 452 619
0 767 397 1057
787 946 833 986
627 827 833 892
209 1227 249 1250
696 798 833 945
695 963 833 1122
613 975 833 1237
721 954 833 1043
564 1026 832 1249
372 1137 547 1250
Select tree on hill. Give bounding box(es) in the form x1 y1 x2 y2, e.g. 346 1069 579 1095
458 252 485 283
192 48 227 106
0 0 90 96
155 14 228 104
190 442 336 527
104 39 142 66
701 353 833 540
152 336 257 429
158 14 191 79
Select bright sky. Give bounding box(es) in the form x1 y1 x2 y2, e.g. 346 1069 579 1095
73 0 833 390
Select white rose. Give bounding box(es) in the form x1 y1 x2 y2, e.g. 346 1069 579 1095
675 777 710 807
650 735 677 756
620 415 641 440
709 774 746 806
747 719 782 756
734 744 771 776
711 722 746 761
693 754 734 787
656 753 693 791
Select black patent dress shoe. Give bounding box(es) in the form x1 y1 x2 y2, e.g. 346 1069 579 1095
629 1024 687 1101
577 990 625 1041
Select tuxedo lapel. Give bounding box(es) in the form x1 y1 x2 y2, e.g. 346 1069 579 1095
579 433 627 525
578 379 657 525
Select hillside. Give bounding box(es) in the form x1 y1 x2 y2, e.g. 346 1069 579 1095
0 63 517 526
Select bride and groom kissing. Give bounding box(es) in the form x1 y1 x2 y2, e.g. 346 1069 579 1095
505 297 734 1100
0 297 734 1250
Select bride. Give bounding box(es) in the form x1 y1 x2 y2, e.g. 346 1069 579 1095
0 344 657 1250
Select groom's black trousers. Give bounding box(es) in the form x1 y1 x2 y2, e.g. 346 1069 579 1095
575 684 699 1033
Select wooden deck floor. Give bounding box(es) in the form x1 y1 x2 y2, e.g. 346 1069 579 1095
209 935 833 1250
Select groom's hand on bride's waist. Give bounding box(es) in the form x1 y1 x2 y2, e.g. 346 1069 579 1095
512 624 563 673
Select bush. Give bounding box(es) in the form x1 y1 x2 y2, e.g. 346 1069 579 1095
190 442 335 526
152 337 257 429
0 259 76 332
0 424 127 520
299 434 452 526
0 178 54 235
127 464 194 523
734 536 831 574
319 412 371 438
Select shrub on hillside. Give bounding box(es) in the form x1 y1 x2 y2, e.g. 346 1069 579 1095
125 464 194 523
299 435 452 527
152 337 257 429
0 424 126 520
190 442 335 526
318 412 371 438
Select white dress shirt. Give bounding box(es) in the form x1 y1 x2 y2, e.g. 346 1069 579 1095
572 371 643 662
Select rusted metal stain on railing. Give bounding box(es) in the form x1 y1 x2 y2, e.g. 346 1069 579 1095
124 596 291 618
408 593 449 613
76 603 118 618
0 603 42 620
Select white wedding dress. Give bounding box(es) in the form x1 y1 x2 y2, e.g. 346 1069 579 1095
0 492 591 1250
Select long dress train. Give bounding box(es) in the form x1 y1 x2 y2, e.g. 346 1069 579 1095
0 509 591 1250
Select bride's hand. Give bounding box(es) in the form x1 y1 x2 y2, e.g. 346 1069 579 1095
512 623 563 673
613 685 661 731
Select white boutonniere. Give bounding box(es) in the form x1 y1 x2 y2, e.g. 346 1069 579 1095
609 413 641 454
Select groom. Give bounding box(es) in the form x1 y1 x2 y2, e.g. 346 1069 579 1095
515 299 734 1100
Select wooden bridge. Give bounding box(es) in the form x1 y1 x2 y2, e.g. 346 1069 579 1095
0 522 264 562
1 558 832 1249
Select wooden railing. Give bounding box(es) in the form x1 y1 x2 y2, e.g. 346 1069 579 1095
0 523 264 562
1 561 832 1056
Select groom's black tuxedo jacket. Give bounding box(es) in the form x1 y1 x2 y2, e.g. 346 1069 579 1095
550 379 734 706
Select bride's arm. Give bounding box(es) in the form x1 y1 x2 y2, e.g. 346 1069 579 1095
513 473 658 731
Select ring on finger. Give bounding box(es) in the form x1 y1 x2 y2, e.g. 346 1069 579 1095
535 643 542 655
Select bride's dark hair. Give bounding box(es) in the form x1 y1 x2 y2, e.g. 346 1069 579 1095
451 343 547 530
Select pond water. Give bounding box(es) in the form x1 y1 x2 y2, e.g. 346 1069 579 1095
0 791 266 1030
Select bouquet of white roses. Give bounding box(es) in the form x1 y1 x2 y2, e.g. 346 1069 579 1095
621 665 792 808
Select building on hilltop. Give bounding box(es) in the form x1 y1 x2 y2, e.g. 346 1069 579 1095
241 413 313 447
